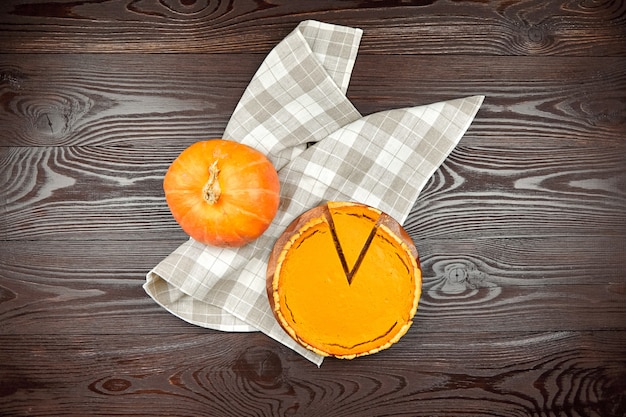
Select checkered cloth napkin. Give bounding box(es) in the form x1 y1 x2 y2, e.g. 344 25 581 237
145 20 484 366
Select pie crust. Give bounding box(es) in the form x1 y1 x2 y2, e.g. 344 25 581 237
267 201 422 359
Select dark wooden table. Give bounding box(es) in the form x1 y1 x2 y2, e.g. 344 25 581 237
1 1 625 416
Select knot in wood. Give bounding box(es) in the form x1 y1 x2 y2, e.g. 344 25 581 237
527 25 545 43
101 378 132 392
233 347 284 388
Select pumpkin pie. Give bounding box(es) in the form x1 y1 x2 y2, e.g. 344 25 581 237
267 201 422 359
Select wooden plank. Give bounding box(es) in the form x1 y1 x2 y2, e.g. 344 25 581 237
1 237 624 335
0 271 620 335
0 53 243 147
1 1 624 416
351 56 626 144
1 54 625 147
0 0 625 55
406 145 626 239
0 331 624 416
2 145 624 240
1 236 624 288
0 145 183 240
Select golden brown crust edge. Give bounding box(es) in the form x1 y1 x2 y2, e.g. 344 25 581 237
266 203 328 307
266 201 422 359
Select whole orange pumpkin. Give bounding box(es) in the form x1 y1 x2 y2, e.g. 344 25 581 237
163 139 280 247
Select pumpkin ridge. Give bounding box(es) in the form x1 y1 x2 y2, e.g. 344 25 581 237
225 188 279 198
225 157 273 176
175 197 220 243
225 200 276 223
221 197 276 222
163 139 280 247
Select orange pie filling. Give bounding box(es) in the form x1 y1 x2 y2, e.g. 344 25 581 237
267 201 422 359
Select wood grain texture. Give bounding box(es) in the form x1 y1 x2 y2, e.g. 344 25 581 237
407 145 626 239
0 0 625 55
1 0 625 416
1 54 625 147
2 145 624 240
1 238 624 335
0 332 624 416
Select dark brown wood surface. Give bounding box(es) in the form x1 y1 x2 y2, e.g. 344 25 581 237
1 1 625 416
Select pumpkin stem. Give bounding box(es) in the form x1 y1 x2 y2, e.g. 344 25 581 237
202 161 221 204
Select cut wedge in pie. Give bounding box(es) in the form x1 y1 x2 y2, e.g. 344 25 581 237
267 201 422 359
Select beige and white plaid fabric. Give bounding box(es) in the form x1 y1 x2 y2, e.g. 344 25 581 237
144 20 484 366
